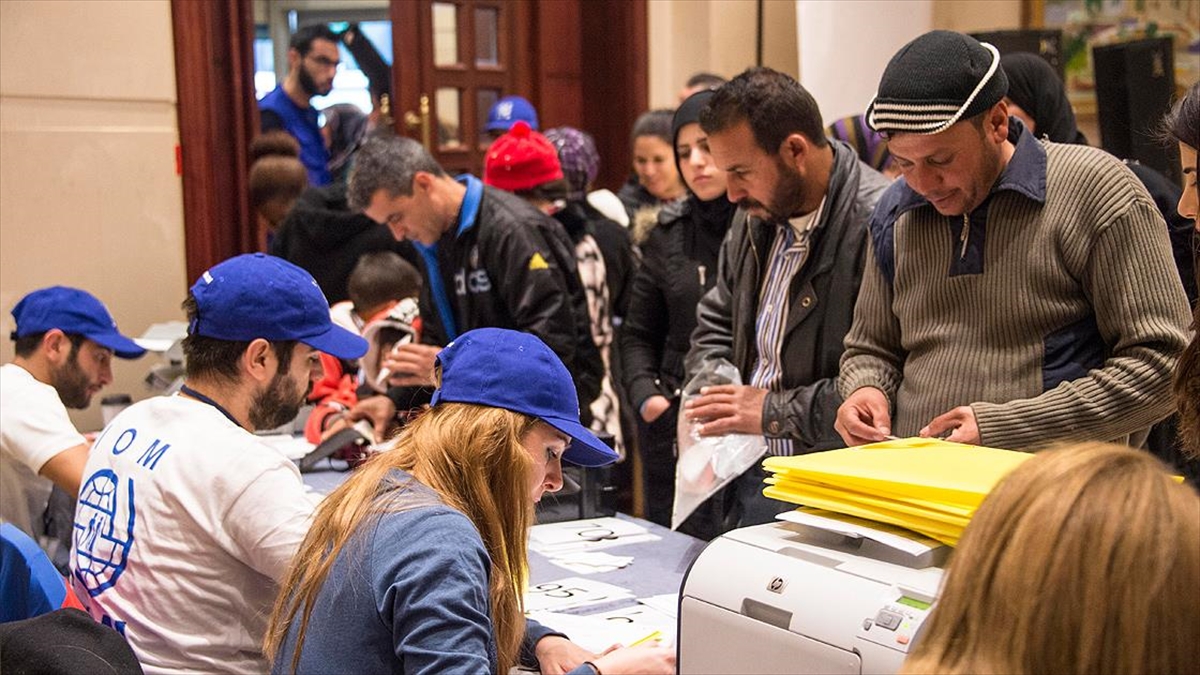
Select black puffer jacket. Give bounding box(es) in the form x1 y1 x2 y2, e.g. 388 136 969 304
621 195 735 411
270 183 421 304
420 183 604 410
685 141 889 451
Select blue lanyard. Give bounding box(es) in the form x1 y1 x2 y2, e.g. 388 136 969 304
179 384 242 429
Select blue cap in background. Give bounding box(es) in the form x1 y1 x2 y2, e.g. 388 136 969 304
486 95 539 132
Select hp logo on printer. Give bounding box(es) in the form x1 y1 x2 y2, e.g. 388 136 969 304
767 576 787 593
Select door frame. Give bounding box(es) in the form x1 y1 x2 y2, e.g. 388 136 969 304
172 0 646 279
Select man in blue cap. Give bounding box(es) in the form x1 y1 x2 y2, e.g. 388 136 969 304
1 287 145 543
485 94 539 140
68 253 367 674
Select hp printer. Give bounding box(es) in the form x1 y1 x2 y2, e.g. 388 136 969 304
679 515 948 674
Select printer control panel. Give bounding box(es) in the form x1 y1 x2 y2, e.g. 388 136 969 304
857 592 935 653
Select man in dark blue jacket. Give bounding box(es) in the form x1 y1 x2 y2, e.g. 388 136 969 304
259 25 340 186
345 135 603 424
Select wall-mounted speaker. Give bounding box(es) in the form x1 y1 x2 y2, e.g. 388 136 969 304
1092 36 1179 184
971 29 1065 80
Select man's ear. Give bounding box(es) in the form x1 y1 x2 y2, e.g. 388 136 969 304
986 101 1010 144
42 329 70 365
411 171 434 195
242 339 275 384
287 47 301 73
780 133 810 171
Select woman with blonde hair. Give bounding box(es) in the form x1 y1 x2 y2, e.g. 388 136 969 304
902 442 1200 675
264 328 673 675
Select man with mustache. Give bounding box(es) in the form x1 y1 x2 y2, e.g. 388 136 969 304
69 254 366 674
835 31 1189 451
259 24 341 186
1 287 145 544
683 67 889 531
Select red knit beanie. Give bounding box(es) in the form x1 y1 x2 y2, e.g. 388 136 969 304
483 121 564 192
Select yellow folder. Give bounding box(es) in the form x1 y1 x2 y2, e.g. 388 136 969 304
762 437 1032 546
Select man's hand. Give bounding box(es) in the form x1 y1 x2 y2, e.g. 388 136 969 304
590 643 677 674
534 635 595 675
640 395 671 424
920 406 980 445
384 343 441 387
834 387 892 446
346 395 397 440
684 385 767 436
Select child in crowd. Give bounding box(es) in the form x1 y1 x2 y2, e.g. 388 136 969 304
305 252 422 450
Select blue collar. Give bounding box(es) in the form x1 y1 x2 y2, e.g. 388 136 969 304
991 117 1046 204
888 116 1048 218
408 175 482 342
453 174 484 238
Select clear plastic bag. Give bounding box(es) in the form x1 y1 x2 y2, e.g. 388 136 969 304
671 358 767 529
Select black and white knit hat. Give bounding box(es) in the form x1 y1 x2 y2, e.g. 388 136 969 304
866 30 1008 136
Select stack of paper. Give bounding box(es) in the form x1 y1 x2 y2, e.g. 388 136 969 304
763 437 1031 546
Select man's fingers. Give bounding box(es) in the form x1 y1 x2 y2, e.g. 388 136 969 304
920 409 961 438
840 410 887 444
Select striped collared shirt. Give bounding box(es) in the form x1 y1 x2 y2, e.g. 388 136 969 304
751 198 824 456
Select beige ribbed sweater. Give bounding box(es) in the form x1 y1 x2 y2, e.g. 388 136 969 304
839 141 1191 450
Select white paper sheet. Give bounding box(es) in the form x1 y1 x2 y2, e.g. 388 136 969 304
523 577 634 613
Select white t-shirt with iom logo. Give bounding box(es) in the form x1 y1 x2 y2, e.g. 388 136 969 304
69 394 317 675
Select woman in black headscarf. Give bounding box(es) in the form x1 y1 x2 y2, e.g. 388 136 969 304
999 52 1089 145
621 90 736 534
1002 51 1194 301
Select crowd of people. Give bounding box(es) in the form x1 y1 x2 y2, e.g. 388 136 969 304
1 26 1198 675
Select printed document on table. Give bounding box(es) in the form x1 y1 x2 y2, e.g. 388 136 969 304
523 577 634 613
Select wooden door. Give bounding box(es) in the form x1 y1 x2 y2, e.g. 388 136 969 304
391 0 531 176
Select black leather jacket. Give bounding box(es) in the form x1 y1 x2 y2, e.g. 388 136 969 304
685 141 889 452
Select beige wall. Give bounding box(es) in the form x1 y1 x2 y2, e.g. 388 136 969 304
648 0 799 109
933 0 1023 34
0 0 187 431
649 0 1022 114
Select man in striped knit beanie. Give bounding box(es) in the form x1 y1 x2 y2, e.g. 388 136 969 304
835 30 1190 450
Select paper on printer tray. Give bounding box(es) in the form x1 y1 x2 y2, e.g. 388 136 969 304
776 507 942 556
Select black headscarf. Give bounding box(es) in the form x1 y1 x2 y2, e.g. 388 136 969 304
1000 52 1089 146
672 90 737 230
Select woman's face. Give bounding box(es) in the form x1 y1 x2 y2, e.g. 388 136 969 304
1178 142 1198 228
633 135 685 201
675 122 728 202
521 421 567 502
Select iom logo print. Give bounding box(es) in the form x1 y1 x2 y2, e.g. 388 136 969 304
73 469 136 597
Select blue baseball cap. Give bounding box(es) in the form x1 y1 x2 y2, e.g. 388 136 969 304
11 287 146 359
430 328 617 467
189 253 368 360
486 95 539 132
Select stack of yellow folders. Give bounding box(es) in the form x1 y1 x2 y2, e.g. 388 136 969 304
763 437 1031 546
